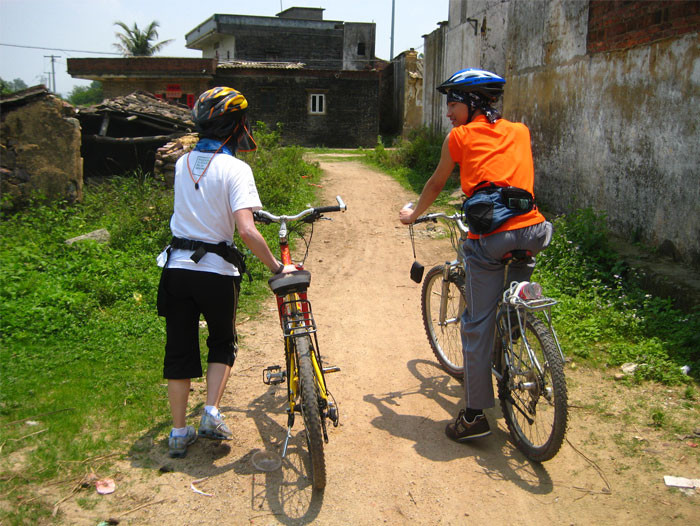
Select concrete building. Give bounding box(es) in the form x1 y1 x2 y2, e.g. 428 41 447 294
185 7 379 71
68 7 385 148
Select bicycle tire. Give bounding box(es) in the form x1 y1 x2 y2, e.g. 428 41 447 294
497 314 567 462
421 265 466 380
295 334 327 489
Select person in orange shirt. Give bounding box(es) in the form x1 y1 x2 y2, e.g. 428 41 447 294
399 69 552 442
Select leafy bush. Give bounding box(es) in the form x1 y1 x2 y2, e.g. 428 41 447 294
364 127 460 201
534 208 699 384
67 80 104 106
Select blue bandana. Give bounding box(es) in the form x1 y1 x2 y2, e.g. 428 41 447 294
193 138 234 156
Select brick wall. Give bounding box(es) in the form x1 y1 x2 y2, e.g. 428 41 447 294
216 69 379 148
219 23 344 69
587 0 700 53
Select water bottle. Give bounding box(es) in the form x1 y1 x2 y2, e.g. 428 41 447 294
514 281 542 300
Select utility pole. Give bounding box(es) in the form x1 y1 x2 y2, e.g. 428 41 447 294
390 0 395 60
44 55 58 92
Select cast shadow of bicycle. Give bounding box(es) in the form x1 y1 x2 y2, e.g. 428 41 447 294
127 392 323 524
237 389 325 525
363 358 554 496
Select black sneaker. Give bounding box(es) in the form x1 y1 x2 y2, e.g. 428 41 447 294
445 410 492 442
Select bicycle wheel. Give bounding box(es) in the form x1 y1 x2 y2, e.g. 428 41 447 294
421 265 466 380
497 314 567 462
295 334 327 489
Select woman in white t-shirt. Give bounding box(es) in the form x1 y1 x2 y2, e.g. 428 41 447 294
157 87 295 458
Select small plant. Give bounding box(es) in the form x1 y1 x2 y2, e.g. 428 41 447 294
363 126 460 200
650 408 666 428
683 386 696 400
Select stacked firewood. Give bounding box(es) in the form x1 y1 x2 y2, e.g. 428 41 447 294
154 133 199 187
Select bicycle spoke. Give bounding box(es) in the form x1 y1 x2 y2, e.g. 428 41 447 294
422 265 465 379
499 314 568 462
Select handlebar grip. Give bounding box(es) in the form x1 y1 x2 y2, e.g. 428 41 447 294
414 216 435 224
314 205 342 214
253 212 271 224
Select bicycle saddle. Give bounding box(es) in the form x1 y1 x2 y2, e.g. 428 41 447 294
268 270 312 295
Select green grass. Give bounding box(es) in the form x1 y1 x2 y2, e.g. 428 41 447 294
0 125 321 522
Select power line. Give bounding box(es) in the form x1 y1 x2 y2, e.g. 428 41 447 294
0 43 120 55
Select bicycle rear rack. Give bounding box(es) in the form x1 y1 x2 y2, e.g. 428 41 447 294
279 298 317 337
502 295 565 364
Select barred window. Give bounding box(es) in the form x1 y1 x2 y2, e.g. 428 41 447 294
309 93 326 115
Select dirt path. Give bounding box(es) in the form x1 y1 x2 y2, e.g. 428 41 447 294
60 158 698 525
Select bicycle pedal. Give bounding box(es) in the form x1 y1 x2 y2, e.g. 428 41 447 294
322 365 341 374
263 365 285 385
327 402 339 427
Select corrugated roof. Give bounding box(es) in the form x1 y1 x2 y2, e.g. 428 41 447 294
78 91 193 129
216 60 305 70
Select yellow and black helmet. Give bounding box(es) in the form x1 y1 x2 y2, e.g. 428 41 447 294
192 87 249 138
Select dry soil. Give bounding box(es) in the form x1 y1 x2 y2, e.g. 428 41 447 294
54 156 699 525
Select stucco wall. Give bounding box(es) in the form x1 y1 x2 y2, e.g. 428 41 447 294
423 22 447 133
505 1 700 267
425 0 509 132
423 0 700 267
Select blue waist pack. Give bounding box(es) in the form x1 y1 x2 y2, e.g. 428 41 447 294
462 182 534 235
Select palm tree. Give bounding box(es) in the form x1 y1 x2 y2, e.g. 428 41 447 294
113 21 173 57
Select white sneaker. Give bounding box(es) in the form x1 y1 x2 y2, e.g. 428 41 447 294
198 411 232 440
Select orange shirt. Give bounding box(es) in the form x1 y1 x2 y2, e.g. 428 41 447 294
448 115 544 238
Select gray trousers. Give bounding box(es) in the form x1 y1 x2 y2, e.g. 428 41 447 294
460 221 553 409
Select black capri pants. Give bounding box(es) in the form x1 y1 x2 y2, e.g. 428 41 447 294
162 268 241 379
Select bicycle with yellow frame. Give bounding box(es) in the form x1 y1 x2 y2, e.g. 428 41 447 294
253 196 346 490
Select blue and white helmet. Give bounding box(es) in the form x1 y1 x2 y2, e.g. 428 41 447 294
436 68 505 101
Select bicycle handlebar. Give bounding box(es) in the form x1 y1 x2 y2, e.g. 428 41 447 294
254 195 347 224
414 212 468 233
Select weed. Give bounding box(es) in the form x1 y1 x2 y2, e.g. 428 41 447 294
650 408 666 428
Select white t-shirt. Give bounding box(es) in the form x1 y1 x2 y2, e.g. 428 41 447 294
157 150 262 276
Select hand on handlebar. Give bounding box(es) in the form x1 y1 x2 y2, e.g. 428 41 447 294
280 264 297 274
399 202 415 225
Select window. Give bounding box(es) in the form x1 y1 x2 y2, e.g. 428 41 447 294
309 93 326 115
357 42 366 56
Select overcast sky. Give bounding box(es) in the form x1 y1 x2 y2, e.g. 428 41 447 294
0 0 449 97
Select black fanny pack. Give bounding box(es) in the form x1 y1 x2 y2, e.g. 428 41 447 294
462 182 535 235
